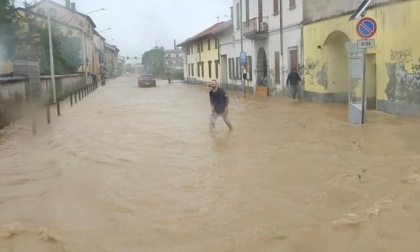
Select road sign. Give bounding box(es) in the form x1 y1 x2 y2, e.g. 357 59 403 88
240 52 247 64
357 39 375 49
356 17 377 39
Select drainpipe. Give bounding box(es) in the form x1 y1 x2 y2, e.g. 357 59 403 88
280 0 285 88
185 45 188 83
216 37 221 85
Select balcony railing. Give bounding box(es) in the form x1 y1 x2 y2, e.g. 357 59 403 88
243 17 269 40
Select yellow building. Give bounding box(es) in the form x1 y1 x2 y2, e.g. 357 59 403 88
303 0 420 116
178 21 233 85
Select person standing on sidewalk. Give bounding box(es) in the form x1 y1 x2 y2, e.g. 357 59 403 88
286 68 302 100
209 80 233 132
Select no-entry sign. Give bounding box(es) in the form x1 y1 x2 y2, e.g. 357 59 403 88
356 17 377 39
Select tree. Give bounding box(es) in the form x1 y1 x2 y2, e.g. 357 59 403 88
142 47 165 76
14 7 82 75
0 0 17 61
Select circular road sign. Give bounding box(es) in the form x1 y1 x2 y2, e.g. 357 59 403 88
357 17 377 39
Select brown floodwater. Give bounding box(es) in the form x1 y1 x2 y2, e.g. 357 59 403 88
1 76 420 252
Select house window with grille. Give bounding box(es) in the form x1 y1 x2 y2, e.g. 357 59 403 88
236 57 240 80
275 52 280 84
229 58 234 79
273 0 279 14
247 56 252 80
208 61 212 78
289 0 296 9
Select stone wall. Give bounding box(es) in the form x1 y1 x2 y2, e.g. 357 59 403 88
0 74 86 129
0 77 28 129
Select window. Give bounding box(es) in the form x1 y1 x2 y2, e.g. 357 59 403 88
197 44 200 53
198 63 201 77
289 0 296 8
215 39 218 49
188 64 191 76
208 39 211 50
247 56 252 80
208 61 212 78
201 41 203 52
236 57 240 80
229 58 234 79
273 0 279 14
215 60 219 79
191 64 194 77
201 62 204 77
191 45 193 54
275 52 280 84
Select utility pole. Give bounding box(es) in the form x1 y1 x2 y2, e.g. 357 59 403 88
47 9 57 104
240 0 246 98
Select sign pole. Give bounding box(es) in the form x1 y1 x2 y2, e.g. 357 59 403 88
361 48 367 124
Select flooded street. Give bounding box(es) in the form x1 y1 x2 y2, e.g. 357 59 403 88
1 76 420 252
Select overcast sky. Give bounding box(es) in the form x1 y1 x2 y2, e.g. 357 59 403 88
16 0 232 62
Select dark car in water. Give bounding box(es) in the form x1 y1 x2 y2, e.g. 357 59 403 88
138 74 156 88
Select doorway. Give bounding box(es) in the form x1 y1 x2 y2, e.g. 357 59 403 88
366 54 377 110
257 47 268 84
221 55 228 87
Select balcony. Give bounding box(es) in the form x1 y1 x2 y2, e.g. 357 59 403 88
243 17 269 40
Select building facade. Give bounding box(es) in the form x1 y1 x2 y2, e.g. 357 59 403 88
178 21 233 85
29 0 97 76
104 43 120 78
302 0 420 116
164 49 183 70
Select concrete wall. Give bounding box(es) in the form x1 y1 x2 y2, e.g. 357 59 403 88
0 74 85 129
40 74 85 101
303 0 420 116
0 77 28 128
281 0 303 84
303 0 393 24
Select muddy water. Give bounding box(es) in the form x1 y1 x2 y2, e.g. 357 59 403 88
0 77 420 252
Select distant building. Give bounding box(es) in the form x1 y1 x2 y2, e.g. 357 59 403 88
178 20 233 85
164 49 183 70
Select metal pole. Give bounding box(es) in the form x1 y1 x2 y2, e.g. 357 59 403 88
56 98 61 116
47 10 57 104
47 101 50 124
82 31 87 84
361 48 367 124
240 0 245 98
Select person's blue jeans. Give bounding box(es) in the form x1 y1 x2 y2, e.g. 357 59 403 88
289 85 298 100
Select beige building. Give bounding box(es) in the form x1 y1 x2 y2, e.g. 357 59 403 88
29 0 97 76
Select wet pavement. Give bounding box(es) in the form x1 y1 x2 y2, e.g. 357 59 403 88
1 76 420 252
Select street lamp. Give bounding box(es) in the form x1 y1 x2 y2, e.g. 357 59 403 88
86 8 106 15
98 27 111 33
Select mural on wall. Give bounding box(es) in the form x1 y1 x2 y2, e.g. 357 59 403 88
304 58 328 89
385 48 420 103
316 63 328 89
304 58 319 85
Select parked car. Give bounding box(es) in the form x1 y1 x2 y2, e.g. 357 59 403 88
138 74 156 88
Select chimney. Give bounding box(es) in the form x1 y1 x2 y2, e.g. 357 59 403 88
174 39 176 50
65 0 70 8
70 2 76 11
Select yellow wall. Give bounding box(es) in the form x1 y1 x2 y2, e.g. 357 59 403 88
187 38 219 82
303 0 420 102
